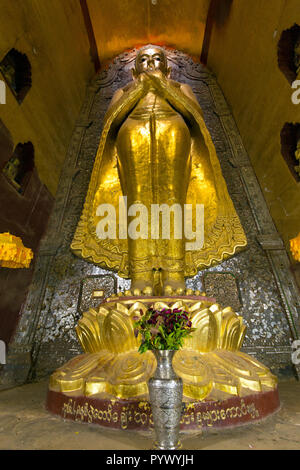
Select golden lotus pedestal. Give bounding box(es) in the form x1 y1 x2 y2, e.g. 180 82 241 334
46 295 280 432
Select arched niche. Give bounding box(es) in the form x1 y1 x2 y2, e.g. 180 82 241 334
2 141 34 194
280 122 300 182
277 24 300 84
0 48 32 104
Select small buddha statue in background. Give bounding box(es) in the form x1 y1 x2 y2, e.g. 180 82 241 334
3 155 21 191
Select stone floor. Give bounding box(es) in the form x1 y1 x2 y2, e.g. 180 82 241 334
0 378 300 450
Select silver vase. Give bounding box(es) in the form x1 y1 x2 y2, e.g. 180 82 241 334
148 350 183 450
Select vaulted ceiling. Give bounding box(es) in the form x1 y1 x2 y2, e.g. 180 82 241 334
85 0 211 65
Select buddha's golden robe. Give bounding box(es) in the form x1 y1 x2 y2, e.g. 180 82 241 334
71 75 247 279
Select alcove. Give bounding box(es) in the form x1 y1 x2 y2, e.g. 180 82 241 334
277 24 300 84
2 142 34 194
0 48 32 104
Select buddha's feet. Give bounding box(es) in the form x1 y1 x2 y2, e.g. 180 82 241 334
106 287 207 299
131 271 154 295
163 280 186 295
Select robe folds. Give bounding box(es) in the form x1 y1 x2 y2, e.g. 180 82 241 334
71 75 247 278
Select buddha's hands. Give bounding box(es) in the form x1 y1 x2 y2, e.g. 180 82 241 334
135 70 168 95
136 72 155 94
145 69 165 79
142 70 169 96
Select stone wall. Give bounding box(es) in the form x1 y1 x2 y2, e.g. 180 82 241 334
207 0 300 262
0 0 94 195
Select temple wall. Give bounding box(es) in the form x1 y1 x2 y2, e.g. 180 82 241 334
0 120 54 345
0 0 94 195
87 0 210 64
0 0 93 349
207 0 300 263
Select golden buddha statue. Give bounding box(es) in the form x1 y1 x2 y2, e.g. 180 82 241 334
71 45 247 293
48 47 278 420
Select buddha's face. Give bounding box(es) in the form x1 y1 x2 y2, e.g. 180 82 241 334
135 46 168 75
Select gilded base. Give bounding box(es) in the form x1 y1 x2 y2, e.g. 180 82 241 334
49 295 278 402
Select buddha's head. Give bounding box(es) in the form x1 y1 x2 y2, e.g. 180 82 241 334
134 45 170 77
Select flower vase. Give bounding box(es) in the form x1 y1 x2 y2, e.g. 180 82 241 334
148 350 183 450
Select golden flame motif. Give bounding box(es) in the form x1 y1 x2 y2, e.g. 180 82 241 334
0 232 33 269
49 297 277 400
290 232 300 262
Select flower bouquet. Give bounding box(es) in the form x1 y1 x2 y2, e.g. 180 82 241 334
134 305 195 450
133 306 195 353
